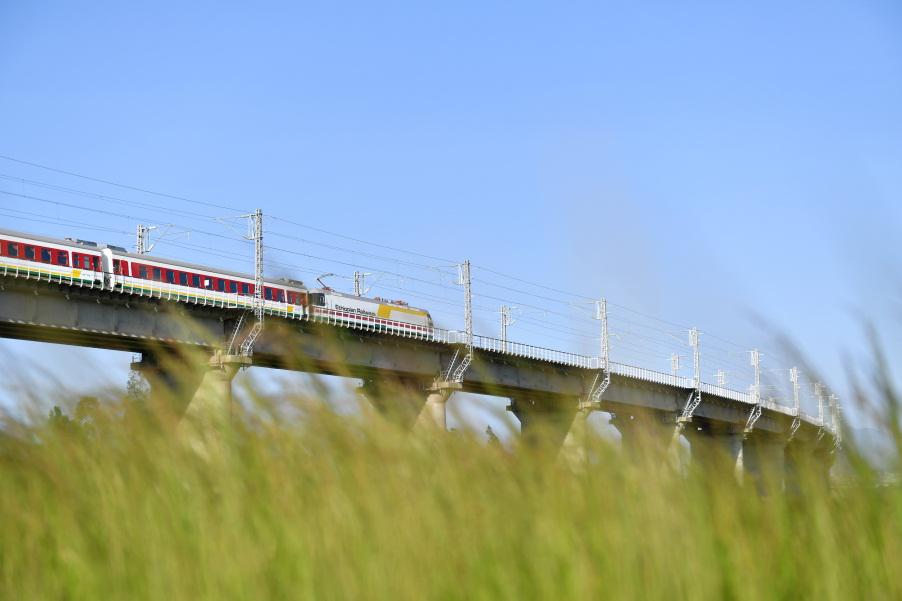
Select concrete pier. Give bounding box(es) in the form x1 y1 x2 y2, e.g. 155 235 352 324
684 420 744 482
557 408 591 469
611 408 676 463
412 381 461 433
742 431 787 493
785 439 834 493
507 395 580 450
132 349 206 425
358 376 430 429
177 352 248 434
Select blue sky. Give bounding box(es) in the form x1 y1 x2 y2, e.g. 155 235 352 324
1 1 900 430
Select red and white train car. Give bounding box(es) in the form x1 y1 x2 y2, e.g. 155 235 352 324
0 228 104 286
0 228 434 336
104 246 309 317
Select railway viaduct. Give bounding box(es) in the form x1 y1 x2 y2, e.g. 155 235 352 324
0 272 837 488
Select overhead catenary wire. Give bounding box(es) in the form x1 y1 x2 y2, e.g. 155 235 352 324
0 155 248 214
0 207 134 237
267 229 457 274
0 189 259 249
0 173 223 224
0 164 769 353
0 155 801 402
0 155 771 354
270 215 457 265
0 197 779 383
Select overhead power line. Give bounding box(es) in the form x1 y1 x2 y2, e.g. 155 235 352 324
270 215 456 265
0 154 247 214
0 173 223 223
0 154 783 372
0 208 133 238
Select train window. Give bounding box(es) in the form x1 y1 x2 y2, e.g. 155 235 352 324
56 251 68 266
242 283 249 295
191 274 200 287
24 245 35 260
151 267 160 281
215 279 223 292
179 272 187 286
229 281 237 293
113 260 121 274
166 270 175 284
40 248 51 262
263 287 271 300
277 290 285 302
309 293 325 306
139 265 148 279
7 243 17 258
287 292 296 304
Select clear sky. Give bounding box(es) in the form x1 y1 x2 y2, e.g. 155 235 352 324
1 1 900 431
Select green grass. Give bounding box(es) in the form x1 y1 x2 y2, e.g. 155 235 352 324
0 367 899 600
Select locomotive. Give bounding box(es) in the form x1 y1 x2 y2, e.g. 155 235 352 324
0 228 434 335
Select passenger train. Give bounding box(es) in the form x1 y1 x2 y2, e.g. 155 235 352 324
0 228 434 335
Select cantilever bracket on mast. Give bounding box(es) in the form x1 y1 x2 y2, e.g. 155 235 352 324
788 415 802 442
219 208 264 360
744 403 763 436
676 328 702 428
438 260 474 385
677 389 702 427
578 297 612 413
579 368 610 412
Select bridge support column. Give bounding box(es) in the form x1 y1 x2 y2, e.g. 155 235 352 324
742 431 786 493
785 440 834 494
558 408 591 469
611 409 676 464
358 376 430 429
507 395 580 450
684 421 743 483
413 381 462 433
132 349 206 425
176 352 248 454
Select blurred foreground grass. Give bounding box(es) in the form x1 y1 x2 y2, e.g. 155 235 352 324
0 367 900 600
